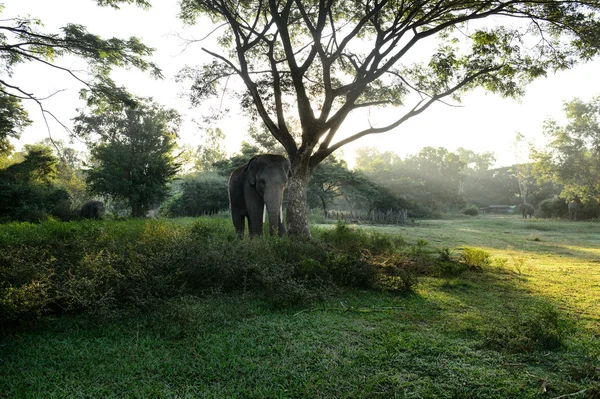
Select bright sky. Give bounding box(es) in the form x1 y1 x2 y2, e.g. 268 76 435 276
5 0 600 167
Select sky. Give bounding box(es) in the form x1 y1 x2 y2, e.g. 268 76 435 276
5 0 600 168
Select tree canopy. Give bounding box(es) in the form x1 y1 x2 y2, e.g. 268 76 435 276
0 2 159 150
533 96 600 205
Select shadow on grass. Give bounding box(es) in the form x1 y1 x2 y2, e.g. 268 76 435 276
1 217 599 398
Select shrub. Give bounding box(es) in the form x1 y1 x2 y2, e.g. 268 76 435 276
484 303 574 352
435 248 469 278
315 221 397 256
1 218 419 327
460 247 492 271
463 206 479 216
161 175 229 217
538 197 567 218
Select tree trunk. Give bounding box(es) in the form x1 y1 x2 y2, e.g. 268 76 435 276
320 196 328 219
286 155 311 238
131 202 146 218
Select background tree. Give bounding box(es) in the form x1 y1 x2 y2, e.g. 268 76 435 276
37 139 88 210
177 0 600 236
404 147 466 211
0 1 159 148
532 96 600 214
0 144 70 222
75 98 180 217
307 156 358 216
355 146 466 214
194 127 227 171
512 133 533 204
0 91 31 155
456 148 496 173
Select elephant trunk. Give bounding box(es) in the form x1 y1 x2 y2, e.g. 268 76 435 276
265 188 284 236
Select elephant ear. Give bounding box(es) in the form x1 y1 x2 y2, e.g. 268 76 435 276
244 156 259 185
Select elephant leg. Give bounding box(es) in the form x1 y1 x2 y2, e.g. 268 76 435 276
246 199 264 237
231 208 246 238
277 204 286 236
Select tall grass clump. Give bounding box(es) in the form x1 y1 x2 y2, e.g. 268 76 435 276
483 303 575 352
314 221 398 255
460 247 492 271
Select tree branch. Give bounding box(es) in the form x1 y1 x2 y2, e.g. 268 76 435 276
311 66 502 167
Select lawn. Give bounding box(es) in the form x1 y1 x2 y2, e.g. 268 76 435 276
1 216 599 398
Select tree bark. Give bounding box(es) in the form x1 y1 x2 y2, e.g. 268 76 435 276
286 154 311 238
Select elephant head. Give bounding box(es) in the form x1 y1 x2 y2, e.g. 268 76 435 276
229 154 291 237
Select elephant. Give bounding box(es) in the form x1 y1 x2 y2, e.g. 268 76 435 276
80 200 105 219
519 203 535 218
228 154 291 237
568 199 582 221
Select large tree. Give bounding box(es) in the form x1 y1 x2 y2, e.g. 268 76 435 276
175 0 600 236
532 96 600 205
0 1 159 149
75 98 181 217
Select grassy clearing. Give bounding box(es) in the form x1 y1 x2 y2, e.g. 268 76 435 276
1 216 599 398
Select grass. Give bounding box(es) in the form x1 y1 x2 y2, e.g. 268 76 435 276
1 216 599 398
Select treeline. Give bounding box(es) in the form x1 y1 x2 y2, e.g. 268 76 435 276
352 146 558 216
2 96 600 222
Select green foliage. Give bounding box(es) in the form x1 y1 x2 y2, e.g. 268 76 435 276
194 127 227 172
355 146 473 215
435 247 470 278
316 221 396 256
532 97 600 209
0 146 75 223
161 173 229 217
484 303 574 352
460 247 492 271
0 91 31 155
538 197 568 219
2 216 599 398
0 219 419 326
77 98 181 217
0 6 159 146
463 206 479 216
212 142 261 177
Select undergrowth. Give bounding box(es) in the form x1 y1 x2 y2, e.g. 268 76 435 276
1 220 431 328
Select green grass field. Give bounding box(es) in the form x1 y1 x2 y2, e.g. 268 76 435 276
1 216 599 398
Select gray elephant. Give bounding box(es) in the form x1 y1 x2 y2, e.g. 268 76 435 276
519 203 535 218
80 200 105 219
568 199 582 221
228 154 291 237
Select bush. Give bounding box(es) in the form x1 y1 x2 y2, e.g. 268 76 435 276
484 303 574 352
463 206 479 216
0 218 419 327
315 221 397 256
435 248 469 278
0 181 73 223
538 197 567 218
460 247 492 271
161 174 229 217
